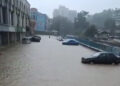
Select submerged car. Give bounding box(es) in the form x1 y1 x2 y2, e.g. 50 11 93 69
82 52 120 64
57 36 63 41
22 37 31 44
62 39 79 45
31 36 41 42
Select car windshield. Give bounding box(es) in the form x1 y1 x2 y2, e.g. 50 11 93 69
92 53 101 57
69 40 74 42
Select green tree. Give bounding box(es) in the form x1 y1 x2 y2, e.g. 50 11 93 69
74 11 89 35
104 18 116 35
87 9 114 28
104 18 116 29
50 16 74 36
84 25 98 38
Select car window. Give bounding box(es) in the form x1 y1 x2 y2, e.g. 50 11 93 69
110 54 116 57
108 54 117 59
69 40 74 43
93 53 101 57
99 53 107 58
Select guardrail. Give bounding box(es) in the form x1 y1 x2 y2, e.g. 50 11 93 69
78 39 120 56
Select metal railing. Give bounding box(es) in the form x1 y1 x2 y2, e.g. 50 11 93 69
78 39 120 56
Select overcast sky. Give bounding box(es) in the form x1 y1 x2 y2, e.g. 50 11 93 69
28 0 120 18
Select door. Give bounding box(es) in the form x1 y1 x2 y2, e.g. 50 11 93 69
107 54 117 63
97 54 107 63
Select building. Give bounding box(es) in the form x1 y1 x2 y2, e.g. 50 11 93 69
113 9 120 26
30 8 48 32
0 0 30 45
30 19 36 35
46 18 52 31
53 6 77 22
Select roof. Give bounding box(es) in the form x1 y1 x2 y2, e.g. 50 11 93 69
97 52 114 54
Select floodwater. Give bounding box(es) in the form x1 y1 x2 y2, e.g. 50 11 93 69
0 36 120 86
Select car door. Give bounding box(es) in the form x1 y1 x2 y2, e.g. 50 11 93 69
108 54 117 63
97 54 107 63
69 40 74 44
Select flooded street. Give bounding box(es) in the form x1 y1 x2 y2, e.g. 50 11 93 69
0 36 120 86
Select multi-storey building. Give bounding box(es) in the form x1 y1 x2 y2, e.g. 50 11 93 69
0 0 30 45
30 8 48 32
113 9 120 26
53 6 77 22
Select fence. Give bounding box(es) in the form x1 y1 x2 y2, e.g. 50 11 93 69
78 39 120 56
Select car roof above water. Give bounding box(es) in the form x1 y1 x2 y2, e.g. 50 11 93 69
94 52 115 55
63 39 79 42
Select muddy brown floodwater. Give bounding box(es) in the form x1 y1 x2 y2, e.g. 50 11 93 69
0 36 120 86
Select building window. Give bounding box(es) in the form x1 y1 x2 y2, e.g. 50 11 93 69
11 11 14 26
17 14 20 27
33 15 36 20
2 7 7 24
22 16 24 27
0 7 2 24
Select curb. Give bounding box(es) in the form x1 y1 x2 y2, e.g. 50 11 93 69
79 42 104 52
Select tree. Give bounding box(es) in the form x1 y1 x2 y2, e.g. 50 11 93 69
74 11 89 35
87 9 114 28
104 18 116 35
104 18 116 29
84 25 98 38
50 16 74 36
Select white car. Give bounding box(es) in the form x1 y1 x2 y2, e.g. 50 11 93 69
57 36 63 41
22 37 31 44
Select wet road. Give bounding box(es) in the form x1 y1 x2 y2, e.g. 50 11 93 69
0 36 120 86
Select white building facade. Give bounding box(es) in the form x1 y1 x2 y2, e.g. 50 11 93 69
53 6 77 22
0 0 30 45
